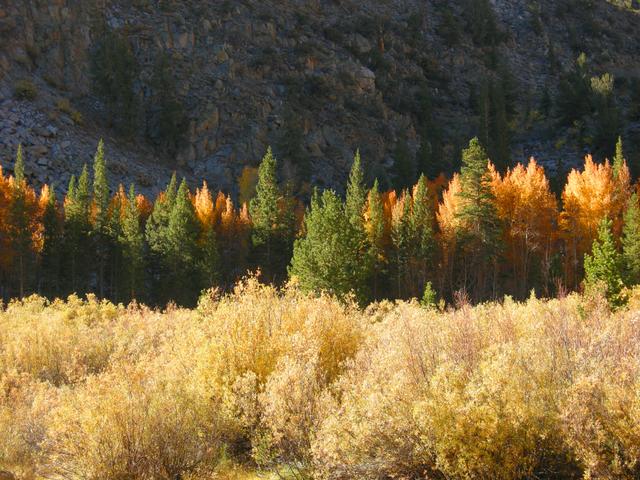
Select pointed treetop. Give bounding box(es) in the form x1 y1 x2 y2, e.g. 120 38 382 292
250 146 281 235
77 164 91 203
346 149 367 228
93 139 109 210
613 136 625 178
461 137 490 177
14 143 25 185
128 184 137 205
584 216 625 306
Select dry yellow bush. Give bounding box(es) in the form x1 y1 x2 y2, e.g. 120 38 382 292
1 282 640 479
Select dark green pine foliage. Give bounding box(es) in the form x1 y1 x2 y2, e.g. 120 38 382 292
145 172 177 304
92 140 112 297
249 147 293 283
366 179 387 300
8 145 33 296
345 150 372 297
289 189 369 305
391 191 414 299
40 186 63 297
454 138 503 301
64 165 92 294
345 150 367 231
119 185 145 302
613 136 625 179
410 175 437 296
166 179 201 306
584 217 625 307
622 194 640 287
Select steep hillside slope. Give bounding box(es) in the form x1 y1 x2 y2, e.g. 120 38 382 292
1 0 639 195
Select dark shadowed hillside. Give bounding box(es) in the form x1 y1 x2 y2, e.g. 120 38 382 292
1 0 640 194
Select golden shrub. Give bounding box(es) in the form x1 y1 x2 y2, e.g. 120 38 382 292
1 283 640 479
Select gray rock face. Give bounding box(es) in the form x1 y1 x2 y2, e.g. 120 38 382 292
0 0 639 195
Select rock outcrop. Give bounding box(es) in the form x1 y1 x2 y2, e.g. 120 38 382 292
0 0 639 195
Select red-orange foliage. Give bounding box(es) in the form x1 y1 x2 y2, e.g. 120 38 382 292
491 159 558 294
560 155 631 287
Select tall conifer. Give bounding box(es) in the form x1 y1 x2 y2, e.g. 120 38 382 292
622 193 640 286
120 185 145 301
290 189 369 304
584 217 625 307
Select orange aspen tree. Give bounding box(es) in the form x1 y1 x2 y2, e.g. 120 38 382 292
560 155 631 288
193 181 219 286
491 159 558 296
436 173 462 295
0 167 13 284
7 172 44 296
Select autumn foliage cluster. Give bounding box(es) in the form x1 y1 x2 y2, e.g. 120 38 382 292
2 282 640 479
1 138 640 306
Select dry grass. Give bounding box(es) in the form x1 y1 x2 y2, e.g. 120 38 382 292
1 281 640 479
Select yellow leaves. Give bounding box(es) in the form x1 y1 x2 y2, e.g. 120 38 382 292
194 181 215 228
437 173 462 244
561 155 632 285
491 159 558 290
2 285 640 478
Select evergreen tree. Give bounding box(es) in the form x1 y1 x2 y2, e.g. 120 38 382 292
454 138 503 300
14 143 24 184
145 172 177 304
622 193 640 286
584 216 625 307
366 179 387 299
64 166 92 294
391 192 414 298
410 175 437 294
40 185 63 297
92 139 112 297
166 179 200 306
249 147 292 283
421 281 437 309
345 150 367 231
199 221 220 290
8 145 32 296
613 136 625 179
119 185 145 301
289 189 369 304
146 172 177 253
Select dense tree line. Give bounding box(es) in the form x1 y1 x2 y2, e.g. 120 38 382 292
1 137 640 307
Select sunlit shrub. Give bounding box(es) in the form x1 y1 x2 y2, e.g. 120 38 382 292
1 285 639 479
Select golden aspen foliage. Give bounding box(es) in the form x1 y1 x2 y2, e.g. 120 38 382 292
561 155 631 287
491 158 558 294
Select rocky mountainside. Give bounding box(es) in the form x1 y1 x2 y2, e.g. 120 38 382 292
1 0 639 196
